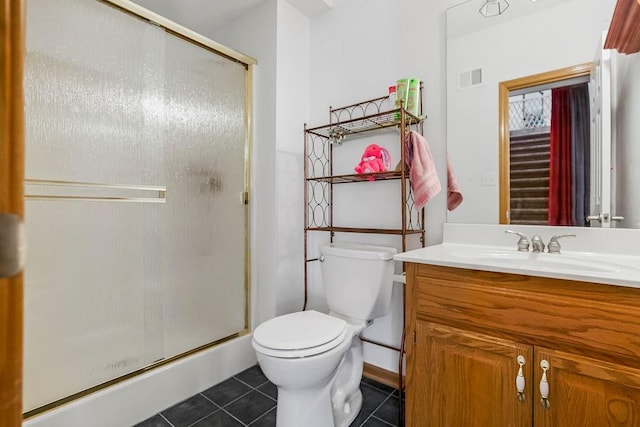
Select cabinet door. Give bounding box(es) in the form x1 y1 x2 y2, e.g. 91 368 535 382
534 348 640 426
407 321 532 427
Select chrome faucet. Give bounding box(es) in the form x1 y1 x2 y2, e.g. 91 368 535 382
547 233 576 254
505 230 530 252
531 235 545 253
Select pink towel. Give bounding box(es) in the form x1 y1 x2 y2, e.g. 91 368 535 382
447 156 463 211
405 131 441 210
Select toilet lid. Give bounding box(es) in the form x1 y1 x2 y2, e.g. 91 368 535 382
253 310 347 351
252 328 349 358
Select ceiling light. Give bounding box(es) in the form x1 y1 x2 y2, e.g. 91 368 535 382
479 0 510 17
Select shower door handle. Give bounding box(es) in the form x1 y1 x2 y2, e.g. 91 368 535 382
0 212 25 279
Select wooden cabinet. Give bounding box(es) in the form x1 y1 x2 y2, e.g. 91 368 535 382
410 321 532 426
534 348 640 427
404 263 640 427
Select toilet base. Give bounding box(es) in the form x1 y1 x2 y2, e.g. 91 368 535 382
332 388 362 427
276 381 335 427
274 367 364 427
330 337 364 427
271 337 365 427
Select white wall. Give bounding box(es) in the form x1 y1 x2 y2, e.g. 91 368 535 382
275 0 310 315
307 0 451 373
309 0 453 243
446 0 615 224
613 51 640 229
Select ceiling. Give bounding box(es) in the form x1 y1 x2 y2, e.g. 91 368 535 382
129 0 332 36
129 0 271 35
447 0 578 40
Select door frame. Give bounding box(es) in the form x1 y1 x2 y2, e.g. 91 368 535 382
498 63 592 224
0 0 25 426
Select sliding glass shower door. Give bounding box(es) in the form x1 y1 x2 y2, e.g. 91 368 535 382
23 0 250 412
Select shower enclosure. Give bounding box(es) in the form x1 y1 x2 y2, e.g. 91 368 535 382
23 0 253 414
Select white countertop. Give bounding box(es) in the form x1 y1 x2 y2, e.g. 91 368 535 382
394 224 640 288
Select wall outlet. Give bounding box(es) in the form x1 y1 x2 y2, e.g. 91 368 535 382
481 174 497 186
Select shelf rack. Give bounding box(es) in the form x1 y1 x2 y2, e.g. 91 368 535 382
303 89 427 421
306 108 425 140
304 94 425 246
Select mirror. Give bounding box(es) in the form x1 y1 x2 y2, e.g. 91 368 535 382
446 0 640 229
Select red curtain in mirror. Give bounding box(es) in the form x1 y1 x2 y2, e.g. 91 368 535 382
548 87 573 225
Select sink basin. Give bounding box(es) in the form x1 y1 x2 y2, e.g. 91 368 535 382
449 249 627 273
395 242 640 288
393 224 640 288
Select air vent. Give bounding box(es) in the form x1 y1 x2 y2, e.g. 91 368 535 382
459 68 483 89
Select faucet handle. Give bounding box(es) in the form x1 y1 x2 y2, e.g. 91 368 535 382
547 233 576 254
505 230 530 252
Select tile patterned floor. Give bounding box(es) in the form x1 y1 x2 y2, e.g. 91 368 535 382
134 365 402 427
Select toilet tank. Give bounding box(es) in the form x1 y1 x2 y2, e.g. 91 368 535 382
319 242 397 322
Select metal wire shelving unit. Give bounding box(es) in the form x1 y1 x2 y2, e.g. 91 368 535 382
303 88 426 424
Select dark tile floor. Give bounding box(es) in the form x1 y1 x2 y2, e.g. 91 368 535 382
134 365 402 427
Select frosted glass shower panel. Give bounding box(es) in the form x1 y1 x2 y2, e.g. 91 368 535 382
161 34 247 357
23 0 248 412
25 0 166 185
24 0 166 411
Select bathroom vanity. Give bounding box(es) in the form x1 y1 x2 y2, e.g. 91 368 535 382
396 224 640 426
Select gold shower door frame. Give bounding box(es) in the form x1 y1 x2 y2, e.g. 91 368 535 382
21 0 256 418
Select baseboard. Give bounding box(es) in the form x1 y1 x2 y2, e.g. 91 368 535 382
363 362 402 390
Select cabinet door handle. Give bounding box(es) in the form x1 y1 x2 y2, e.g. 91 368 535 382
539 359 550 408
515 355 526 402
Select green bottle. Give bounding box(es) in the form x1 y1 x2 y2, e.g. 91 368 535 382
407 78 421 117
394 78 409 121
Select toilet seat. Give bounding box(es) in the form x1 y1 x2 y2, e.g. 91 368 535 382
253 310 349 358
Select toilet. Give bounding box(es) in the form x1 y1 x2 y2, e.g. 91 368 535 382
252 242 397 427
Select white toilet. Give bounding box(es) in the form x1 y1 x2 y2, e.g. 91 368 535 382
252 242 397 427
